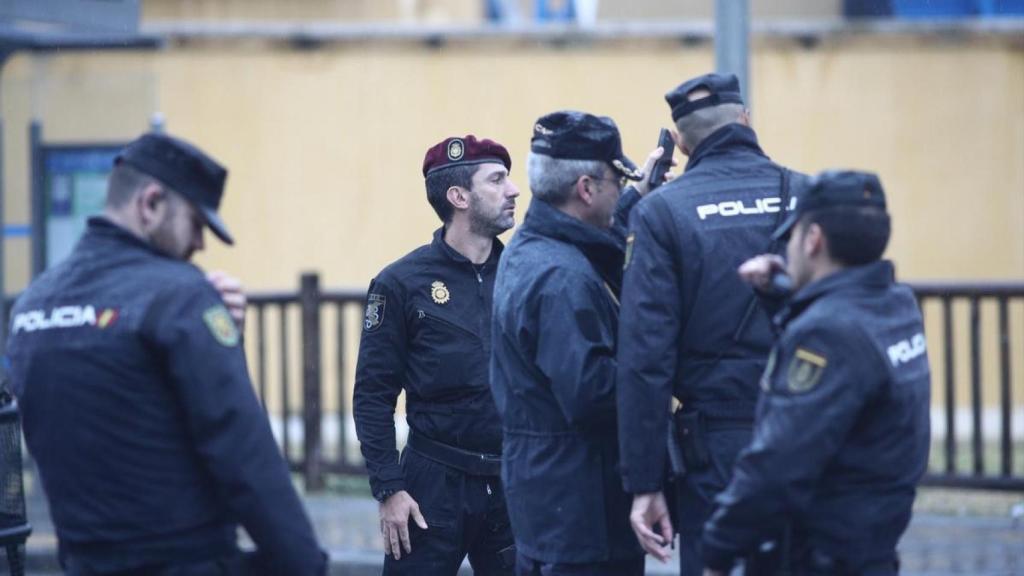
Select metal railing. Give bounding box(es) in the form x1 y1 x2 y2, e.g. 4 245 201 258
250 274 1023 492
3 274 1019 492
246 274 367 491
912 281 1024 491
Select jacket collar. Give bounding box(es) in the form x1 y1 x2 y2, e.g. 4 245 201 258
81 216 170 259
520 198 624 291
431 226 503 266
684 123 766 172
777 260 896 328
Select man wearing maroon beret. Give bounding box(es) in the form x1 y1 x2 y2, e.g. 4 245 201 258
354 135 521 575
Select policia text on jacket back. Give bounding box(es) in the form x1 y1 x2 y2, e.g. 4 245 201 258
353 135 521 575
701 171 930 576
6 133 328 576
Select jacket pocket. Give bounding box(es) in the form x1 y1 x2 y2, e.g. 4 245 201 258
412 310 482 398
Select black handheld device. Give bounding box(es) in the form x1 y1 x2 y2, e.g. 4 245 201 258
646 128 675 191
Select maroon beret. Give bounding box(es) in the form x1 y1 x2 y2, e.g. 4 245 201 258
422 135 512 178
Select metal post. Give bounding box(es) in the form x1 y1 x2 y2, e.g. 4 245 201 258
0 116 5 352
300 273 324 491
29 121 44 277
715 0 750 105
969 297 983 475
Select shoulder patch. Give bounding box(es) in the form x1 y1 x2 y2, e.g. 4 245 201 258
786 347 827 393
364 293 386 331
623 233 635 270
203 305 239 347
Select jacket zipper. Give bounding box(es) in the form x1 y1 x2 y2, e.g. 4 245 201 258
417 309 479 339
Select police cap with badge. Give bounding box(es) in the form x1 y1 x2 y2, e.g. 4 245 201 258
665 72 745 121
772 170 887 241
530 110 643 181
116 132 233 245
422 135 512 177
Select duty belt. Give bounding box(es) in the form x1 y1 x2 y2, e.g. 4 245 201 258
407 432 502 477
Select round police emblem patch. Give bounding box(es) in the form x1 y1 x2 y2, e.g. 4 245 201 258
447 139 464 161
431 281 450 305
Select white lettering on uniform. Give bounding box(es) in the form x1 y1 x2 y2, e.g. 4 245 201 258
12 305 98 334
695 196 785 220
887 332 926 367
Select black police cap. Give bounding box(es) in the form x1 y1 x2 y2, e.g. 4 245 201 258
530 111 642 181
772 170 888 241
116 132 233 245
665 73 745 122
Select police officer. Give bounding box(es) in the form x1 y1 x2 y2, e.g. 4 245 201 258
352 135 520 575
6 132 327 575
615 72 804 574
701 171 931 576
491 111 669 576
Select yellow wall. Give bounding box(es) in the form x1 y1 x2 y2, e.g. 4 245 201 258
1 34 1021 426
3 34 1020 293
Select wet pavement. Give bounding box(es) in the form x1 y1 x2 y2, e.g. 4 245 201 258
8 483 1024 575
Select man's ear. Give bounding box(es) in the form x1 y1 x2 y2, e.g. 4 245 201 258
671 128 691 157
738 108 752 127
574 175 595 206
804 222 827 258
137 183 166 229
446 185 470 211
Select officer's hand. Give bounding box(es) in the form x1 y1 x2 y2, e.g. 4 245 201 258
633 146 679 197
630 491 674 563
379 490 428 560
737 254 786 292
207 271 247 332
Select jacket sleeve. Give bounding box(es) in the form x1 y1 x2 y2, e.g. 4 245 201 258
534 273 618 428
147 279 327 576
352 275 409 499
701 323 878 571
616 196 683 494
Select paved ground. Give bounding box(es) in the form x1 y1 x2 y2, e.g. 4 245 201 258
7 481 1024 575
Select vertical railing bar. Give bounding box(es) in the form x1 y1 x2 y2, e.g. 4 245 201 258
969 296 983 475
943 296 956 474
337 301 348 468
257 304 267 412
998 297 1012 476
280 303 291 465
300 273 324 491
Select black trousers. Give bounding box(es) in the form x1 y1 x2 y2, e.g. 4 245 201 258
674 428 753 576
383 448 515 576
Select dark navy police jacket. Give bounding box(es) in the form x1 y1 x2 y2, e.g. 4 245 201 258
702 261 931 572
353 227 505 500
616 124 800 494
6 218 326 575
489 197 643 564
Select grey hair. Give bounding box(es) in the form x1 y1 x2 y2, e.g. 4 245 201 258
674 102 745 151
527 152 608 206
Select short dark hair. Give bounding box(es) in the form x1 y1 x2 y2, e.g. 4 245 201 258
800 206 891 266
106 164 160 207
424 164 478 223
